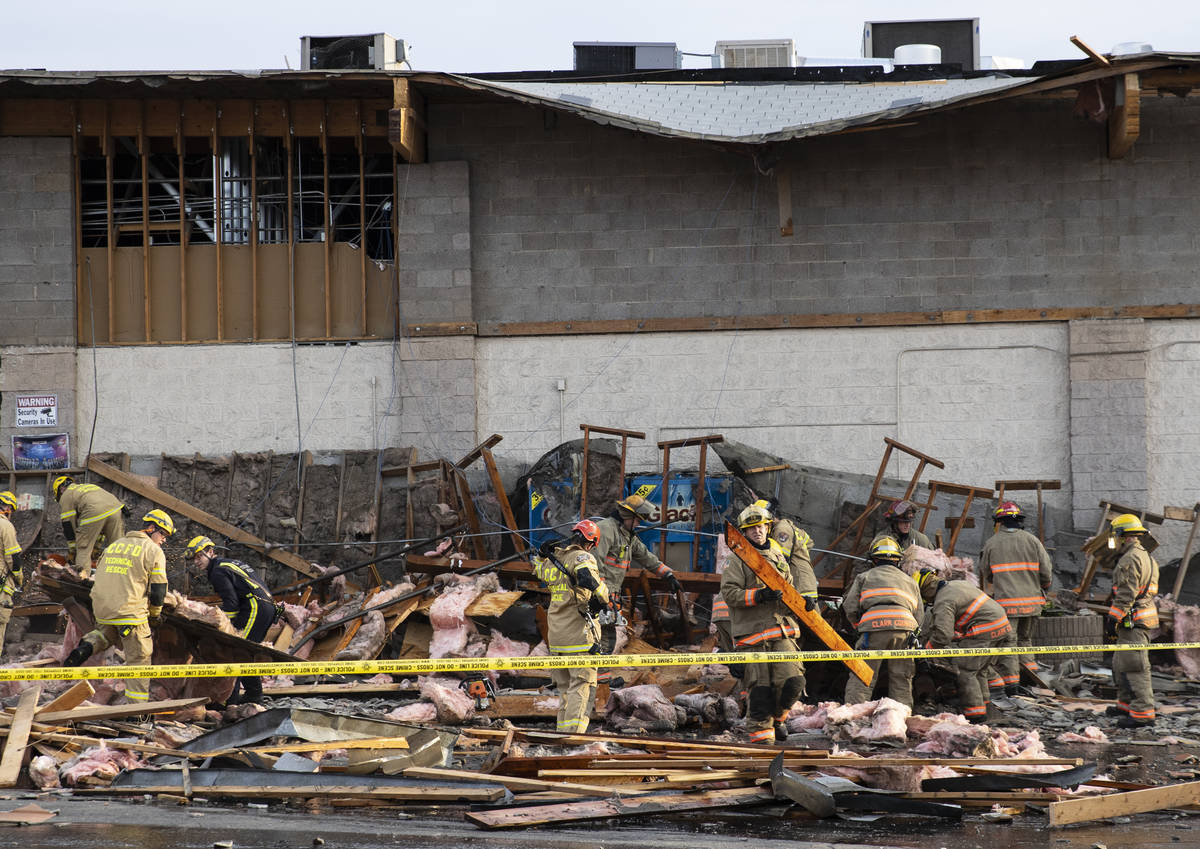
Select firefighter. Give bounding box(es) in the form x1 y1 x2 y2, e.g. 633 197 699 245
979 501 1053 693
872 499 934 552
64 509 175 704
721 502 806 743
752 499 818 605
593 494 681 597
531 519 611 733
1105 513 1160 728
842 536 921 708
0 491 24 656
916 569 1015 723
186 535 282 705
53 475 126 578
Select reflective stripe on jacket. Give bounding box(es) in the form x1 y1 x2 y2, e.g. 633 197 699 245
1108 540 1160 630
60 483 124 529
843 563 920 632
979 527 1053 616
772 518 817 598
90 530 167 626
593 516 668 595
924 580 1011 646
532 544 608 654
208 558 275 635
719 540 801 646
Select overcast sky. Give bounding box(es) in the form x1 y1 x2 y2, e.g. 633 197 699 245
2 1 1193 73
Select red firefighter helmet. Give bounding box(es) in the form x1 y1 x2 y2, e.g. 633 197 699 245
994 501 1023 521
573 519 600 545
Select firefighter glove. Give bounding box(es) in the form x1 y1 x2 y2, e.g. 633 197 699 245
754 588 782 604
275 602 286 621
13 570 22 589
906 629 922 649
148 606 163 626
1104 616 1117 639
801 595 817 613
587 594 609 615
664 572 682 594
67 541 77 557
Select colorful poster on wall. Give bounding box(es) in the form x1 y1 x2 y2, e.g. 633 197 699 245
15 394 58 427
11 433 70 470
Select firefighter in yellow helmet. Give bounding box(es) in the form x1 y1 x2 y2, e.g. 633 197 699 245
53 474 126 578
751 499 818 606
64 509 174 703
0 491 24 656
842 536 921 708
979 501 1053 694
1105 514 1159 728
721 502 805 743
186 535 282 704
531 519 611 733
593 493 680 597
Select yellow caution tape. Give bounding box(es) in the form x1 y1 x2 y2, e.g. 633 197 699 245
4 641 1200 682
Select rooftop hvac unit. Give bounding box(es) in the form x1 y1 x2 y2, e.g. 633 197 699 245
862 18 979 71
301 33 406 71
714 39 797 68
573 42 681 74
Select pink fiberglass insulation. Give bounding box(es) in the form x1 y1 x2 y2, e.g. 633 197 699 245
60 744 146 785
1171 602 1200 679
486 630 532 658
605 684 684 731
786 701 836 732
902 545 978 585
336 611 387 661
851 698 912 745
1056 726 1109 744
419 676 476 723
165 590 236 634
428 580 487 658
387 701 438 723
29 755 60 789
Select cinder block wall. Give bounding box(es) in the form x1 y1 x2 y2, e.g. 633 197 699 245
429 96 1200 324
74 339 477 461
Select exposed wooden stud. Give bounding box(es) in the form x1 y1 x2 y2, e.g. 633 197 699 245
285 101 295 340
321 99 332 338
1108 72 1141 159
213 103 224 340
103 101 114 343
177 100 188 342
139 101 150 342
250 100 259 340
481 447 526 554
454 469 489 561
70 100 85 344
776 166 793 237
357 99 368 337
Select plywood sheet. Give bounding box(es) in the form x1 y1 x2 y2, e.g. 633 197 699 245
221 244 254 339
256 243 291 340
79 248 111 345
330 242 365 337
185 244 219 341
111 247 146 342
148 244 183 341
294 242 326 339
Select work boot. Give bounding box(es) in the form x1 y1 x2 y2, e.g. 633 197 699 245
1005 685 1036 699
990 696 1017 711
1105 705 1126 717
775 721 789 742
1117 715 1155 729
63 642 94 667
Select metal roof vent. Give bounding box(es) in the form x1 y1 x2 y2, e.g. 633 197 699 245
1111 41 1154 55
714 39 798 68
893 44 942 65
300 34 406 71
572 42 681 73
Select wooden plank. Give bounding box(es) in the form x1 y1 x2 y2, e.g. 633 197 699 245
404 766 650 797
1109 72 1141 159
199 736 411 758
725 521 873 684
1049 780 1200 826
465 786 772 829
481 448 526 554
37 697 207 725
85 784 504 802
35 681 95 716
0 685 41 786
87 456 320 577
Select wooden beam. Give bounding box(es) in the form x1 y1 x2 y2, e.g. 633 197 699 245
85 784 504 802
35 681 94 716
87 457 321 577
1049 780 1200 826
0 685 41 787
1109 73 1141 159
389 79 427 163
1070 35 1111 66
36 696 207 725
481 448 526 554
404 766 649 797
465 786 771 829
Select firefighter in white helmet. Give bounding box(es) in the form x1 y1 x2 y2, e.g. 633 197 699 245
0 491 23 656
721 502 805 743
64 509 175 703
53 475 126 578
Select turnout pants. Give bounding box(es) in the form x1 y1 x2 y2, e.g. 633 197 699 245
75 513 124 576
844 629 913 709
0 592 12 657
1112 627 1155 722
231 604 276 703
954 628 1015 721
81 622 153 702
550 658 598 733
741 636 804 743
996 615 1039 687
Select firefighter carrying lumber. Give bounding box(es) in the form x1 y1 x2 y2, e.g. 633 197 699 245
0 491 24 656
979 500 1053 694
531 519 611 733
1105 513 1160 728
54 475 126 578
64 509 175 704
916 568 1015 723
186 535 283 705
842 536 921 709
752 498 818 605
721 502 807 743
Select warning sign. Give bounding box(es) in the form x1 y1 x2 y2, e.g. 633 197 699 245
15 394 58 427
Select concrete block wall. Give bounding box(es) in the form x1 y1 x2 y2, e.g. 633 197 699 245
395 160 472 324
1069 318 1149 533
429 96 1200 325
0 137 75 346
74 338 476 462
0 346 77 467
1147 320 1200 554
476 323 1072 519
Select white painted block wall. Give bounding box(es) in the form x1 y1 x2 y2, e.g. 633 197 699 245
1147 320 1200 555
476 323 1072 513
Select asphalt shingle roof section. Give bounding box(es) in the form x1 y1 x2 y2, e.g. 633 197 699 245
450 75 1038 144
